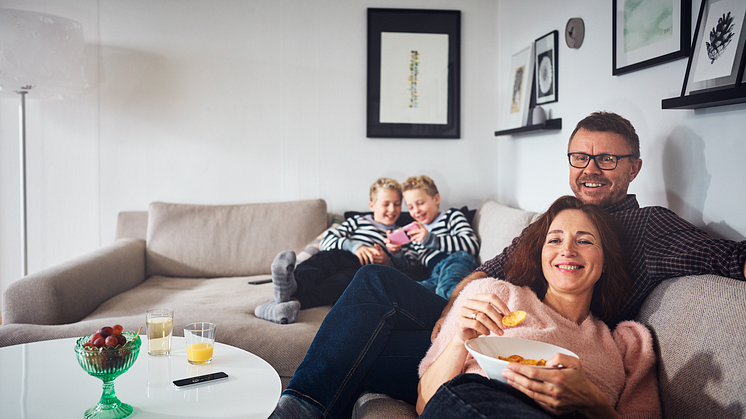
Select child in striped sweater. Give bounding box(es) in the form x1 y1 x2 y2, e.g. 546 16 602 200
254 177 412 324
398 176 480 299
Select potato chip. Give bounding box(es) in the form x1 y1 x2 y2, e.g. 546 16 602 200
498 354 546 366
502 310 527 327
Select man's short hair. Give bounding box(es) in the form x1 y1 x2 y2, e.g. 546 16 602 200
568 112 640 160
402 175 439 198
370 177 402 202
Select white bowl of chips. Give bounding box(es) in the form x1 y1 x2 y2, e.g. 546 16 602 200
465 336 578 383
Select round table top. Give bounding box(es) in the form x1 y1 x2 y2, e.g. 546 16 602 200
0 336 281 418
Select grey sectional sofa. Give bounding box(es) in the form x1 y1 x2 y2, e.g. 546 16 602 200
2 198 745 419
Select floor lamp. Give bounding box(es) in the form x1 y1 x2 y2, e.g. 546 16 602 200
0 8 87 276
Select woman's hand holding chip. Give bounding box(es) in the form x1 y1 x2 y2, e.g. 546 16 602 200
456 293 512 342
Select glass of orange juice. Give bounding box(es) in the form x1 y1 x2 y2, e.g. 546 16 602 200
184 322 217 365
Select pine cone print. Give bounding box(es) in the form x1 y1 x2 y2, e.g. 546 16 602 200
706 12 735 64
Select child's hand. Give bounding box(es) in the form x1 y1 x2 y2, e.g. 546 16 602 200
407 221 427 243
356 244 390 265
384 232 402 254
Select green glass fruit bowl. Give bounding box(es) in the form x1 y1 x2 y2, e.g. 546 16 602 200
74 332 142 419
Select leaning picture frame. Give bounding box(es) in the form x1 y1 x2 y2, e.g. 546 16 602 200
681 0 746 96
535 30 558 105
502 44 534 130
366 8 461 139
613 0 691 76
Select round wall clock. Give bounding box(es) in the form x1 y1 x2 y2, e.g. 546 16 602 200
565 17 585 49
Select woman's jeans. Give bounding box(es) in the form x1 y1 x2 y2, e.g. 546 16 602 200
419 251 479 299
283 265 447 419
420 374 578 419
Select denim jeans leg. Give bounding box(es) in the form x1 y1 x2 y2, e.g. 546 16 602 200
420 374 573 419
429 252 479 299
283 265 446 419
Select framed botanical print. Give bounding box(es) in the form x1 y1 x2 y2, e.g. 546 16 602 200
681 0 746 95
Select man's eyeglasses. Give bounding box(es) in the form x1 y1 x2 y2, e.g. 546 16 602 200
567 153 634 171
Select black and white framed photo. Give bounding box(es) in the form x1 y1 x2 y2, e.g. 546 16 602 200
682 0 746 95
366 8 461 139
613 0 691 76
534 30 558 105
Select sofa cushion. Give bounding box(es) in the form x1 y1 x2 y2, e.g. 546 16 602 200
472 200 538 264
146 200 327 278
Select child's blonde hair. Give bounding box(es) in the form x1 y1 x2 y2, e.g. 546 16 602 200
370 178 402 202
402 175 439 198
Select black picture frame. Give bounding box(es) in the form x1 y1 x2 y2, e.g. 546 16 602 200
534 30 558 105
367 8 461 139
613 0 691 76
681 0 746 96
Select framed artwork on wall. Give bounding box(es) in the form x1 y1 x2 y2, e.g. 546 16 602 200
613 0 692 76
366 8 461 139
535 30 558 105
503 44 534 130
681 0 746 96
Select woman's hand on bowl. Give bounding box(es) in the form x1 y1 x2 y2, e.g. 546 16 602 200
502 353 618 418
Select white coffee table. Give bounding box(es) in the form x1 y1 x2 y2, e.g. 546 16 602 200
0 336 281 418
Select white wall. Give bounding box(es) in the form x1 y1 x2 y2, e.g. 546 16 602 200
0 0 500 312
495 0 746 245
1 0 745 315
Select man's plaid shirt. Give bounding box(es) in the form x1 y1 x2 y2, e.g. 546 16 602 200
475 195 746 326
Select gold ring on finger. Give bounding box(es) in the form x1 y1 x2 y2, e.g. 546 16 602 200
471 310 479 320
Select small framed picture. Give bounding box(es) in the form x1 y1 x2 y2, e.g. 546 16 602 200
535 30 558 105
503 44 534 129
613 0 691 76
681 0 746 96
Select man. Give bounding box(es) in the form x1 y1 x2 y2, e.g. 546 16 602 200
441 111 746 332
271 112 746 419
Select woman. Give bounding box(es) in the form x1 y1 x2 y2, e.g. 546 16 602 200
417 196 660 418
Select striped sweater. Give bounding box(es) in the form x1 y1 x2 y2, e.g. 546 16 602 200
320 214 409 268
404 208 480 268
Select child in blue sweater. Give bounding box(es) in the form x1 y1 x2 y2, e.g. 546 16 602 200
398 175 480 298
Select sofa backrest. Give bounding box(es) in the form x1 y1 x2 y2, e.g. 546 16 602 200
472 200 538 264
116 211 148 240
143 199 327 278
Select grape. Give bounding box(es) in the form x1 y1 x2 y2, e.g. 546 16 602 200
112 324 124 335
99 326 114 338
105 335 119 348
93 337 106 348
89 332 102 343
116 334 127 346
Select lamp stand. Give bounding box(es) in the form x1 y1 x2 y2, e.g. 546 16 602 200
17 89 29 276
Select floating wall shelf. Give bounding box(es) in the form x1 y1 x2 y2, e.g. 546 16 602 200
662 85 746 110
494 118 562 137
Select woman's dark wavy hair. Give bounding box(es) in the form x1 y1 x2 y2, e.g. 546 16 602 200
503 196 630 322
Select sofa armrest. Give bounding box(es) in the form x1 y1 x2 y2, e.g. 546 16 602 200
635 274 746 419
2 239 147 325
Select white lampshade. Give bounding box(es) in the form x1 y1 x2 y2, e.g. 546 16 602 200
0 8 88 99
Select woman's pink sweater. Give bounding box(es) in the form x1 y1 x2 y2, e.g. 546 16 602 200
419 279 661 419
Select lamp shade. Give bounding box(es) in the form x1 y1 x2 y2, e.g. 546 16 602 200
0 8 87 99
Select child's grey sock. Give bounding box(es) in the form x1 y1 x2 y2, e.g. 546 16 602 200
269 394 322 419
254 300 300 325
271 250 297 302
